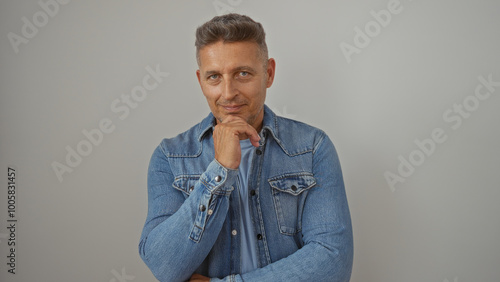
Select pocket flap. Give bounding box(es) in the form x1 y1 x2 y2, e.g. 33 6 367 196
268 173 316 196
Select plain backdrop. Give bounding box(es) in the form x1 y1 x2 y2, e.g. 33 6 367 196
1 0 499 281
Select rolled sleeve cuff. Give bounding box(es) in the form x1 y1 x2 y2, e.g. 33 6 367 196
200 159 238 195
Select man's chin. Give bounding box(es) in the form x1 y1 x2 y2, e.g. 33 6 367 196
214 113 249 124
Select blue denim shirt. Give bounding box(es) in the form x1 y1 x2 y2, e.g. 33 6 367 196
139 105 353 282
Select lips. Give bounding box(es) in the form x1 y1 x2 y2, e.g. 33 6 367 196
221 105 243 112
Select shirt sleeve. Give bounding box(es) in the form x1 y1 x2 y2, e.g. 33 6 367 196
139 144 239 282
212 134 354 282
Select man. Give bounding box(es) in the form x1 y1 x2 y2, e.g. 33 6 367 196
139 13 353 282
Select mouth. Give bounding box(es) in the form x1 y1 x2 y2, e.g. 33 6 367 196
221 104 244 113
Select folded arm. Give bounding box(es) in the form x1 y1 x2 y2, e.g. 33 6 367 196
212 135 353 282
139 145 238 282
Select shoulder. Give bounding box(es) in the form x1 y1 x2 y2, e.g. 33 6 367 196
157 114 214 158
268 114 328 156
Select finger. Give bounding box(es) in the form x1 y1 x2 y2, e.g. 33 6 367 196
233 123 260 146
218 116 261 146
239 123 260 147
248 132 260 147
228 117 260 138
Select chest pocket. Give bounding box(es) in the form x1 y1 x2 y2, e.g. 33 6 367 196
172 175 201 197
268 173 316 235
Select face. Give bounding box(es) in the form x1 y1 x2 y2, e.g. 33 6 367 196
196 41 275 132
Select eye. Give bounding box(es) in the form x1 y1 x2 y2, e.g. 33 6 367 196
239 71 249 77
208 74 219 80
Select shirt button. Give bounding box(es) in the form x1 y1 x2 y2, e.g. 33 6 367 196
231 229 237 236
250 190 256 196
291 185 298 192
207 209 213 215
189 186 194 192
215 175 222 182
199 205 206 212
256 149 262 155
257 234 263 240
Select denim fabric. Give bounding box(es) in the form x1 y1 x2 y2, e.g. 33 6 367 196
139 105 353 282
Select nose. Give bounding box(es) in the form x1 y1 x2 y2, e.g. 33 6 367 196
221 77 238 100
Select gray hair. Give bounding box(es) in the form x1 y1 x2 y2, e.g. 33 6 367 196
195 13 268 66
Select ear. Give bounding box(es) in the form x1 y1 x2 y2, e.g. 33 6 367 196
265 58 276 88
196 69 202 86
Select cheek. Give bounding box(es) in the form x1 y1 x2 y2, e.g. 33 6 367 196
240 81 263 96
202 85 220 102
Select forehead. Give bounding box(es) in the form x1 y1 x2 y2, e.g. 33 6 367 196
198 41 262 70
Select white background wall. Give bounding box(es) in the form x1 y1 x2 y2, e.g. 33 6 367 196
1 0 499 281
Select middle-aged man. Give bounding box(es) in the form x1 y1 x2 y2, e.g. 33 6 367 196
139 13 353 282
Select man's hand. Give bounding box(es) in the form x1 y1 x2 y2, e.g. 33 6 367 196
189 273 210 281
213 115 260 169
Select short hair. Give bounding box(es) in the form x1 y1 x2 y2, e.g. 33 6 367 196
195 13 268 66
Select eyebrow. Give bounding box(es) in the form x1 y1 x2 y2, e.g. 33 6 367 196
203 66 258 77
